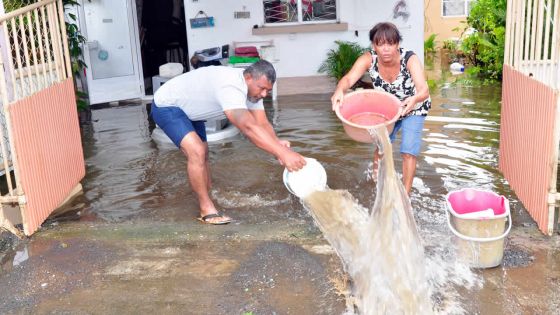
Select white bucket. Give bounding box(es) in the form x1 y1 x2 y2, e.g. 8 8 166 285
446 188 512 268
283 157 327 199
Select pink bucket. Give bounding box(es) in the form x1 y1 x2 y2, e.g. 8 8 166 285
335 89 402 143
447 188 508 217
446 188 511 268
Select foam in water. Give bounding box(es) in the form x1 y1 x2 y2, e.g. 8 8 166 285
212 190 290 208
303 126 464 314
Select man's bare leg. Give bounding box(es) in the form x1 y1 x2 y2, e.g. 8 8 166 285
179 132 231 224
402 153 417 195
204 144 211 191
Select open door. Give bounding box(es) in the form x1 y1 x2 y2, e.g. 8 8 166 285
80 0 144 105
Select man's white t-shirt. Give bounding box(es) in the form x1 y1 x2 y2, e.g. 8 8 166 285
153 66 264 121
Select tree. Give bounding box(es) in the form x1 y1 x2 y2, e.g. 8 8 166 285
461 0 506 81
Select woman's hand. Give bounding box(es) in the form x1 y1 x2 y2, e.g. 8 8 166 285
330 53 372 112
401 96 417 115
331 89 344 111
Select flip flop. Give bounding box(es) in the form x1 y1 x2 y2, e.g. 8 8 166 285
196 213 232 225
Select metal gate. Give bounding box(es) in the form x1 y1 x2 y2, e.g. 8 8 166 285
500 0 560 235
0 0 85 236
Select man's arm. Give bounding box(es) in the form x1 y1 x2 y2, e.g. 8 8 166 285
224 108 305 171
250 109 292 148
250 109 282 139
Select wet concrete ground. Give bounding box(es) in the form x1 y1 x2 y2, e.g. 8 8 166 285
1 221 346 314
1 77 560 314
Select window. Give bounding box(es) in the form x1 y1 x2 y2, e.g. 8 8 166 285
442 0 475 17
263 0 337 24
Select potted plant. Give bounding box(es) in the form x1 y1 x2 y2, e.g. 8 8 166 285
318 41 369 89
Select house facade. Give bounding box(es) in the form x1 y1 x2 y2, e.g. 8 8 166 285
424 0 473 46
76 0 426 104
183 1 425 78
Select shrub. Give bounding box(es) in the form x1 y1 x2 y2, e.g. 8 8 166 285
318 41 366 82
424 34 438 55
460 0 506 82
442 39 458 51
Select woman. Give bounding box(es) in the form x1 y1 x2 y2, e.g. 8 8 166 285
331 22 431 195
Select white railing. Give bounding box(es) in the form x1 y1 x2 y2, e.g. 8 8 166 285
505 0 560 89
0 0 72 103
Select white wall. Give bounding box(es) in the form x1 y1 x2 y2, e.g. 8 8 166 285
184 0 424 78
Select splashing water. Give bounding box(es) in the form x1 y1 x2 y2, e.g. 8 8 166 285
303 126 432 314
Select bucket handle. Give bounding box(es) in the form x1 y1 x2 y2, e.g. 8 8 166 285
446 210 512 243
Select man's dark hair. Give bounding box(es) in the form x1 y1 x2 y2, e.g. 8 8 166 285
369 22 402 46
244 60 276 84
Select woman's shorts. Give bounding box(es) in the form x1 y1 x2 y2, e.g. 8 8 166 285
150 102 207 147
389 115 426 156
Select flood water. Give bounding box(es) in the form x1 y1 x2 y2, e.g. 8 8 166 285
77 84 515 225
68 80 557 314
2 77 560 314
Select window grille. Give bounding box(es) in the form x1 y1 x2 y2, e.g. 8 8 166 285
263 0 337 24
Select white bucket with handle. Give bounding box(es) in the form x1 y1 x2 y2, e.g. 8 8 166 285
446 188 512 268
283 157 327 199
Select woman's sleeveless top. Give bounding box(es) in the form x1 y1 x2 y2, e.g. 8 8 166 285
368 48 431 117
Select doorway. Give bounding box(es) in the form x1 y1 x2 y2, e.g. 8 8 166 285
80 0 145 105
136 0 189 95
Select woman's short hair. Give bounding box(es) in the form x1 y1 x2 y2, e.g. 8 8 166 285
369 22 402 45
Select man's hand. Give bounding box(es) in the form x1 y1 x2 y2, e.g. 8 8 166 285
276 140 292 165
278 140 291 148
277 148 306 172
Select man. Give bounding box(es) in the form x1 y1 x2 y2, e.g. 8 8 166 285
151 60 306 224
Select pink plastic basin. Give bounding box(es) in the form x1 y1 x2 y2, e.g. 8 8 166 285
447 188 507 217
335 89 402 143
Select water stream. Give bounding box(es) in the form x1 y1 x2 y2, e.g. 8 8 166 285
304 125 481 314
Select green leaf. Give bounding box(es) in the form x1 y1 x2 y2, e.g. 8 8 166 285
318 41 366 82
424 34 438 54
